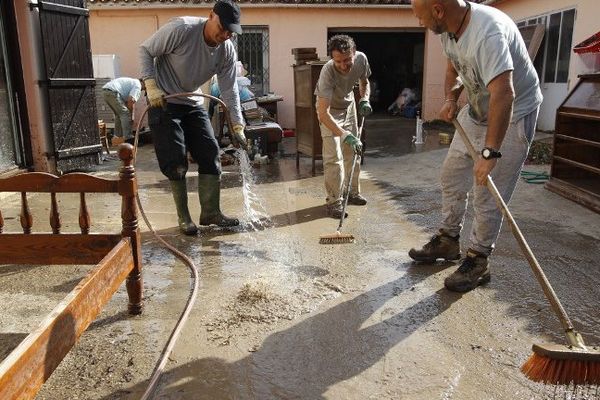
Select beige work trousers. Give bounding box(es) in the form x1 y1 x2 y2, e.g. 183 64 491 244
319 102 361 206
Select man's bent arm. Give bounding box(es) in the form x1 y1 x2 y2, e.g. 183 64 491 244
484 70 515 149
359 77 370 101
316 97 346 137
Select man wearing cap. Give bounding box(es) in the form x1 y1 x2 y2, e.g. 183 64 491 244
140 0 246 235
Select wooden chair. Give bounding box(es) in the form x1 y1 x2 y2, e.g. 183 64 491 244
0 144 143 400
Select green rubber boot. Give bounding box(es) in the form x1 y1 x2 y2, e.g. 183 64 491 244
198 174 239 227
170 180 198 235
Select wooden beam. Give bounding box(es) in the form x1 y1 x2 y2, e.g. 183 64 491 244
0 234 122 265
0 172 119 193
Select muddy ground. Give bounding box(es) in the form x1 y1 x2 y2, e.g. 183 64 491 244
1 115 599 400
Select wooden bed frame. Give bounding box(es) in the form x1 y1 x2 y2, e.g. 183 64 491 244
0 144 143 399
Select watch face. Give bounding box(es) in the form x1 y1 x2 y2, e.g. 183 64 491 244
482 149 491 159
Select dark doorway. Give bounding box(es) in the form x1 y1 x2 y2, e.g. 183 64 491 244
327 30 425 114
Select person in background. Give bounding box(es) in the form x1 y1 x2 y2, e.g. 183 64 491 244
102 77 143 144
387 87 417 116
409 0 542 292
209 61 254 119
315 34 372 219
139 0 247 235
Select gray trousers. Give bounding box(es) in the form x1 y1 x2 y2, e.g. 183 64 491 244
103 89 133 139
440 105 539 256
319 102 361 205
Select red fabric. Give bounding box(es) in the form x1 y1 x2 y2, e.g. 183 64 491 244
574 31 600 54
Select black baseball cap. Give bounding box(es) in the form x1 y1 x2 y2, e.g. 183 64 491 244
213 0 242 35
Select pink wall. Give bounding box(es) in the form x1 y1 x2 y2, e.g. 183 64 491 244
89 1 596 128
89 6 438 128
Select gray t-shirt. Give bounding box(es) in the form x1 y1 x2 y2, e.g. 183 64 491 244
441 2 542 124
139 16 243 126
314 51 371 110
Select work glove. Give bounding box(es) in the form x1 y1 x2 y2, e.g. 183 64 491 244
232 124 248 149
359 99 372 116
144 78 166 109
342 131 363 154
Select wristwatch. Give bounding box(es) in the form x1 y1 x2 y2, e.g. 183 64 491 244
481 147 502 160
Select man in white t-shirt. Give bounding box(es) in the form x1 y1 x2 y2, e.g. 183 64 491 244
102 77 143 143
410 0 543 292
315 35 372 219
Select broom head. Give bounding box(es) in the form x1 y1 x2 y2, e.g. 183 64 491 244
319 231 355 244
521 343 600 385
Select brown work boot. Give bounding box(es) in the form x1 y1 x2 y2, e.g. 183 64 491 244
444 249 491 293
348 193 367 205
326 202 348 219
408 231 461 262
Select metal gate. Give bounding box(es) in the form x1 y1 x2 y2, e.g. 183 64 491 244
233 26 269 96
35 0 100 173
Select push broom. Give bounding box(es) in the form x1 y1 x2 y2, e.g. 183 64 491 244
319 116 365 245
452 118 600 385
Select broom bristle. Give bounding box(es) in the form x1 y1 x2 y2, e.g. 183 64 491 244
521 349 600 385
319 231 355 244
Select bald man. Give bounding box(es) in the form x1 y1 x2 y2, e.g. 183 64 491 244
409 0 542 292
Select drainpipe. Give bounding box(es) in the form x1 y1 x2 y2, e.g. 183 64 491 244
13 0 55 173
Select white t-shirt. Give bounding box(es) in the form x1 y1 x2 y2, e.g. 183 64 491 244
441 2 542 123
314 51 371 110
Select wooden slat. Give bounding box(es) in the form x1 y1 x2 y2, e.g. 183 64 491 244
555 134 600 149
50 192 61 234
558 110 600 122
0 239 134 400
20 193 32 234
0 234 122 265
0 172 119 193
554 156 600 175
38 1 89 16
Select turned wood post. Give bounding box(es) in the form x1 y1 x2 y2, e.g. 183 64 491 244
118 144 143 315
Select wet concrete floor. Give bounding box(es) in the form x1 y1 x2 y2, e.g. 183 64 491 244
1 114 599 399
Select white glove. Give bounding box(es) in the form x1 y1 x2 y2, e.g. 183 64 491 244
144 78 166 109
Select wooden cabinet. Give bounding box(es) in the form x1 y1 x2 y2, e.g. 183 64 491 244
546 73 600 213
293 62 326 176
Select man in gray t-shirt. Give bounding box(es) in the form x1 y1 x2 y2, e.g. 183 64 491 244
315 35 372 219
410 0 542 292
139 0 246 235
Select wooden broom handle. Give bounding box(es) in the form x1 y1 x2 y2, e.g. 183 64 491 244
452 118 578 338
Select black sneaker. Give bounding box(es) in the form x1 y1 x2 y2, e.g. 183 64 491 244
326 203 348 219
348 193 367 206
444 250 491 292
408 231 461 262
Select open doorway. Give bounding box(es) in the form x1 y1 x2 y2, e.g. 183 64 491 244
328 29 425 115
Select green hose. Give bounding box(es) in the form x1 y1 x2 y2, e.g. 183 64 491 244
520 170 550 184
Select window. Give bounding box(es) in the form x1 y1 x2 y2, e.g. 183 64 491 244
232 26 269 96
519 9 575 84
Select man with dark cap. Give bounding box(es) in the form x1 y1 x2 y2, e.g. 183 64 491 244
140 0 246 235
